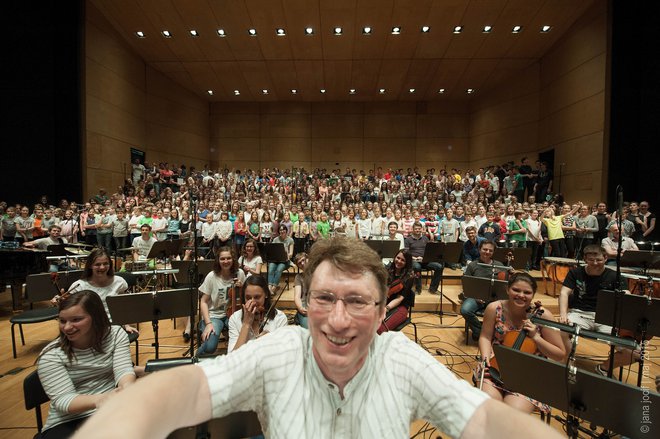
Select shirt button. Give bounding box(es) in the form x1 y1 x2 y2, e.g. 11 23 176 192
328 384 334 389
337 408 342 415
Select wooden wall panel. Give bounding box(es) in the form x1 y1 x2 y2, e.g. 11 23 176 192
261 114 311 138
470 93 539 137
539 93 605 147
215 138 262 161
311 114 364 138
212 114 261 138
417 114 469 138
260 138 312 162
311 138 364 163
364 115 416 138
416 138 470 162
363 139 416 162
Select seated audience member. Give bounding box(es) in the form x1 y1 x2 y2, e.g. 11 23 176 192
267 225 294 292
601 224 638 264
558 244 630 374
461 240 506 341
197 246 246 356
132 224 157 262
238 238 263 278
405 221 443 294
227 275 288 353
478 272 564 414
38 291 136 438
292 252 309 328
72 237 562 439
378 249 415 334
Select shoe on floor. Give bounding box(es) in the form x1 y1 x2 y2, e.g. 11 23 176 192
429 289 440 295
183 332 191 343
458 292 465 302
471 332 480 342
595 364 607 376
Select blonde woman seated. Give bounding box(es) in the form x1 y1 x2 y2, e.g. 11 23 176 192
227 275 287 353
478 272 564 414
38 291 135 438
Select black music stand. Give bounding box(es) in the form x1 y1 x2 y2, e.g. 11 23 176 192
493 344 660 439
169 411 262 439
461 275 508 302
620 249 660 270
107 288 198 359
421 242 462 323
364 239 401 260
493 247 532 271
595 289 660 386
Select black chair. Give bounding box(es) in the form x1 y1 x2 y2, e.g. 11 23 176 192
115 271 138 293
464 309 485 346
393 294 418 343
10 273 60 358
23 369 49 436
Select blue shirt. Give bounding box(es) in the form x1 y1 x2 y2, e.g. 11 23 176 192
463 237 485 262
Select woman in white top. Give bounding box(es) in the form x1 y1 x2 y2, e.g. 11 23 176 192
525 209 543 270
216 211 233 247
38 290 135 438
227 275 287 353
238 239 263 278
63 248 138 334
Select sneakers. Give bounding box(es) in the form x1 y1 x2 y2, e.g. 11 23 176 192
429 289 440 295
595 364 607 376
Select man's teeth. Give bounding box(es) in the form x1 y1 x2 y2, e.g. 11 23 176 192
327 335 350 345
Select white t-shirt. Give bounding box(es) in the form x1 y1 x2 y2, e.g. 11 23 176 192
199 270 246 319
67 277 128 319
227 308 288 353
238 255 263 278
132 236 157 260
199 327 488 438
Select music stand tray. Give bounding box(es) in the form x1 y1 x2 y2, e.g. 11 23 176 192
380 240 401 260
364 239 383 255
155 288 199 320
169 411 262 439
422 242 463 264
461 275 508 302
147 240 176 260
107 292 155 325
493 344 660 439
595 289 660 337
264 243 288 263
493 247 532 270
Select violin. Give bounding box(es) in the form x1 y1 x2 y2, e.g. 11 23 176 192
497 251 514 281
387 270 415 297
226 274 240 318
486 301 544 387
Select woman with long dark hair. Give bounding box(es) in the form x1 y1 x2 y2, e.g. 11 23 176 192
227 275 287 352
377 250 415 334
38 291 135 438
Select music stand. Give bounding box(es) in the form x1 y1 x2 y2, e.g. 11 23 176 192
421 242 463 323
493 344 660 439
493 247 532 271
169 411 262 439
263 243 288 263
461 275 508 302
620 250 660 269
107 288 198 359
595 289 660 386
364 239 401 260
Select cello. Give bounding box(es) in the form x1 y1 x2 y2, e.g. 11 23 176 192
484 301 544 387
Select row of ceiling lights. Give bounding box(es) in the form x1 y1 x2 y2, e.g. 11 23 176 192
136 25 552 39
207 87 475 96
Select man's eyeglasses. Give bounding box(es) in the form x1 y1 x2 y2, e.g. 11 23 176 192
309 290 381 316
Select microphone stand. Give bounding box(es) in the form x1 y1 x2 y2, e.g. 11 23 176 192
185 189 199 358
606 186 624 378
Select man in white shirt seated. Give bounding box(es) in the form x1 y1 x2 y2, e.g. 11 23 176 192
74 237 562 439
132 224 157 261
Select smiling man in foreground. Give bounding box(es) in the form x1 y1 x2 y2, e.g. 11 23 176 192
74 238 561 439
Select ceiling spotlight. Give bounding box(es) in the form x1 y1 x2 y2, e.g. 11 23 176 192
483 25 492 33
305 27 314 35
291 89 297 94
261 89 269 95
161 30 172 38
217 29 227 37
466 88 475 94
207 90 213 96
408 88 415 93
334 27 343 35
276 28 286 36
190 30 199 37
438 88 446 94
233 90 240 96
512 25 522 33
453 26 463 34
391 26 401 35
362 26 372 35
248 28 257 36
320 89 326 94
379 88 386 94
136 31 145 38
541 25 552 33
421 26 430 33
349 88 356 95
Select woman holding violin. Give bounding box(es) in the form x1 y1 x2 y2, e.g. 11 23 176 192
227 275 287 353
377 250 415 334
478 272 564 413
197 246 245 356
